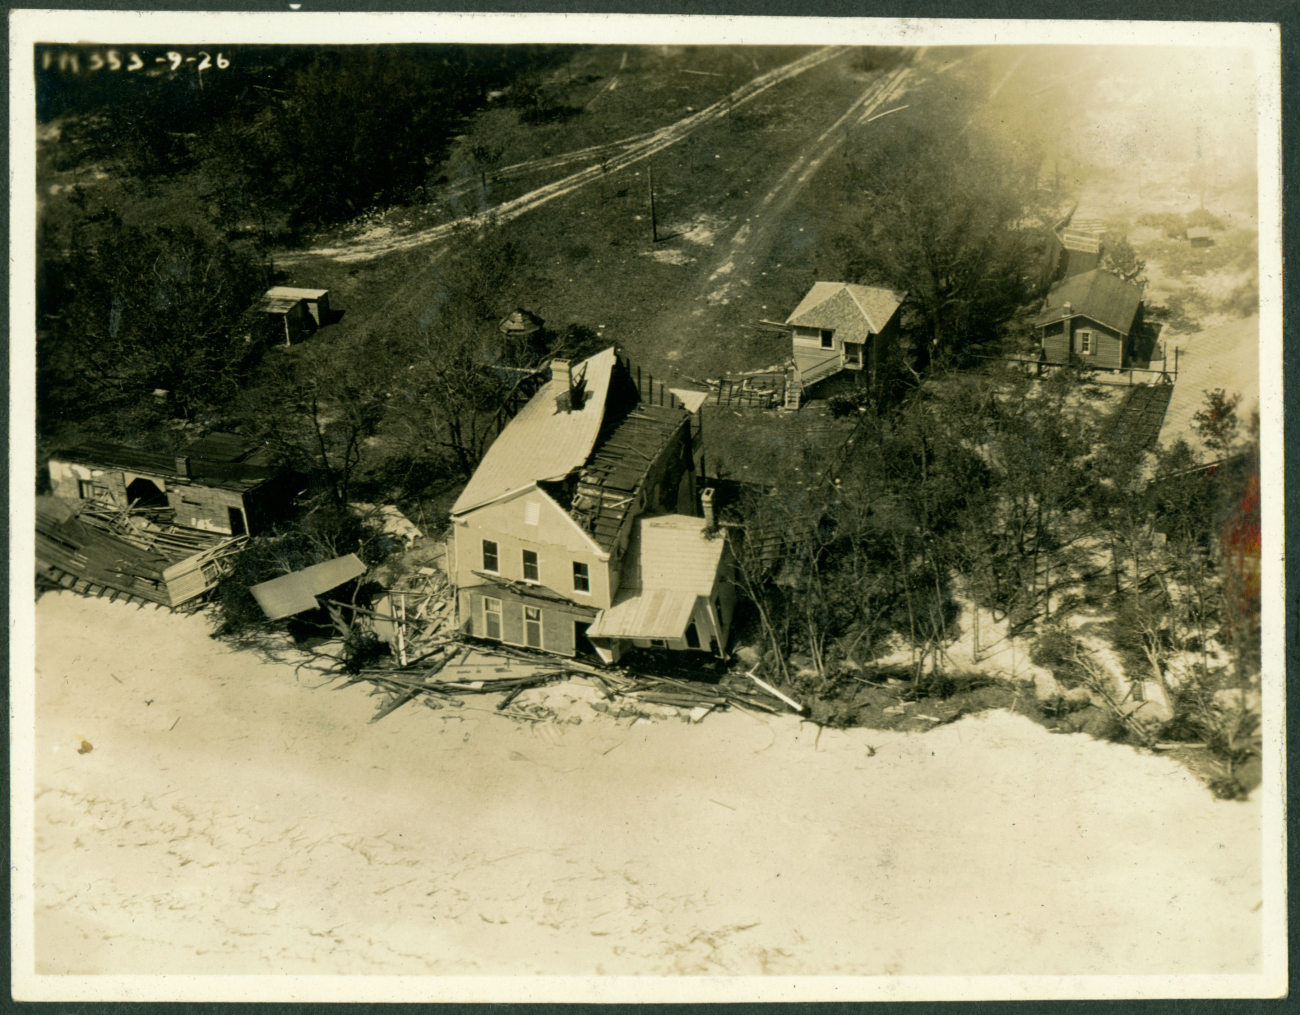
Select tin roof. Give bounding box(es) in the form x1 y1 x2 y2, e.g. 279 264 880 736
1034 269 1144 335
262 295 305 314
249 553 368 621
49 439 282 493
451 347 619 516
625 515 726 595
786 282 904 338
267 286 329 300
587 588 699 640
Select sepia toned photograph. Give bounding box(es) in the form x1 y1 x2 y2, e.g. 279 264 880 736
10 11 1285 1003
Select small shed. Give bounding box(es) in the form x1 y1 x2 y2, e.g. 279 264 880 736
260 287 331 346
1187 226 1214 249
499 308 543 341
249 553 368 621
267 287 331 326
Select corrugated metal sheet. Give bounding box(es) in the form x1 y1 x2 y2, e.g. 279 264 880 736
587 588 699 640
451 347 618 516
1035 269 1144 335
626 515 725 595
250 553 367 621
262 295 304 314
786 282 904 336
267 286 329 300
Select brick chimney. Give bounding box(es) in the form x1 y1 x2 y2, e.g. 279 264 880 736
702 487 716 529
175 455 191 478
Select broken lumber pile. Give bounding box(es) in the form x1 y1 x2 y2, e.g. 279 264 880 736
591 668 795 718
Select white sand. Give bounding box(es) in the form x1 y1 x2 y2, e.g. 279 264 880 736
30 592 1262 979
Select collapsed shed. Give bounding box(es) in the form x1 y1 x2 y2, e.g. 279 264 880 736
36 497 247 608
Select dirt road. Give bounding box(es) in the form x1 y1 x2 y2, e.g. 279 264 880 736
24 592 1264 988
279 46 850 266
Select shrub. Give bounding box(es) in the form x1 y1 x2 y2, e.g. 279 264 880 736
1137 211 1186 239
1185 207 1226 231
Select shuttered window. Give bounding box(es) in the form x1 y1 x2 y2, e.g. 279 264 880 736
524 606 543 648
483 597 502 640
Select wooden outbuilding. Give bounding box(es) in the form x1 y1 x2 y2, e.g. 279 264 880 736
1035 269 1146 370
259 287 331 345
46 434 305 537
1187 226 1214 248
785 282 905 401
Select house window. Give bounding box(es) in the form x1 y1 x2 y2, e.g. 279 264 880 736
820 329 834 349
524 606 543 648
715 596 723 620
483 597 502 640
1078 330 1093 355
573 561 590 593
684 622 701 649
845 343 862 366
524 501 540 526
77 480 108 500
482 539 499 572
522 549 539 583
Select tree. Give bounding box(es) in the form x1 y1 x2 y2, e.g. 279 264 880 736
1192 387 1242 461
824 103 1045 370
38 188 269 429
238 341 390 510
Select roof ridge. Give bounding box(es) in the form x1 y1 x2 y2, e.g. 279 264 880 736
843 284 878 333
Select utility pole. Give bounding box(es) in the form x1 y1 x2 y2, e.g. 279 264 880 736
648 166 659 243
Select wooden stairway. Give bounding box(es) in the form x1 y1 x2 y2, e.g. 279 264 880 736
784 378 803 410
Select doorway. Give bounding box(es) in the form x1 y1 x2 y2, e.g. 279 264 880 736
574 620 596 658
227 506 248 536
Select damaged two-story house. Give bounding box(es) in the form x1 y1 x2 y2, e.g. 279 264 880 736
448 348 736 664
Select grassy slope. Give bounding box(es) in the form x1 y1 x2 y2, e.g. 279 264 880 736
279 47 898 386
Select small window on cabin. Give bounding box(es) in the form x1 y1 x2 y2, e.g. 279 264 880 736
820 329 835 349
482 540 499 572
483 597 503 640
524 606 543 649
573 561 591 593
524 501 540 526
522 549 539 583
715 596 723 620
1078 330 1093 355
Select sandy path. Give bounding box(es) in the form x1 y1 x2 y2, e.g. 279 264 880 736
29 592 1261 979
